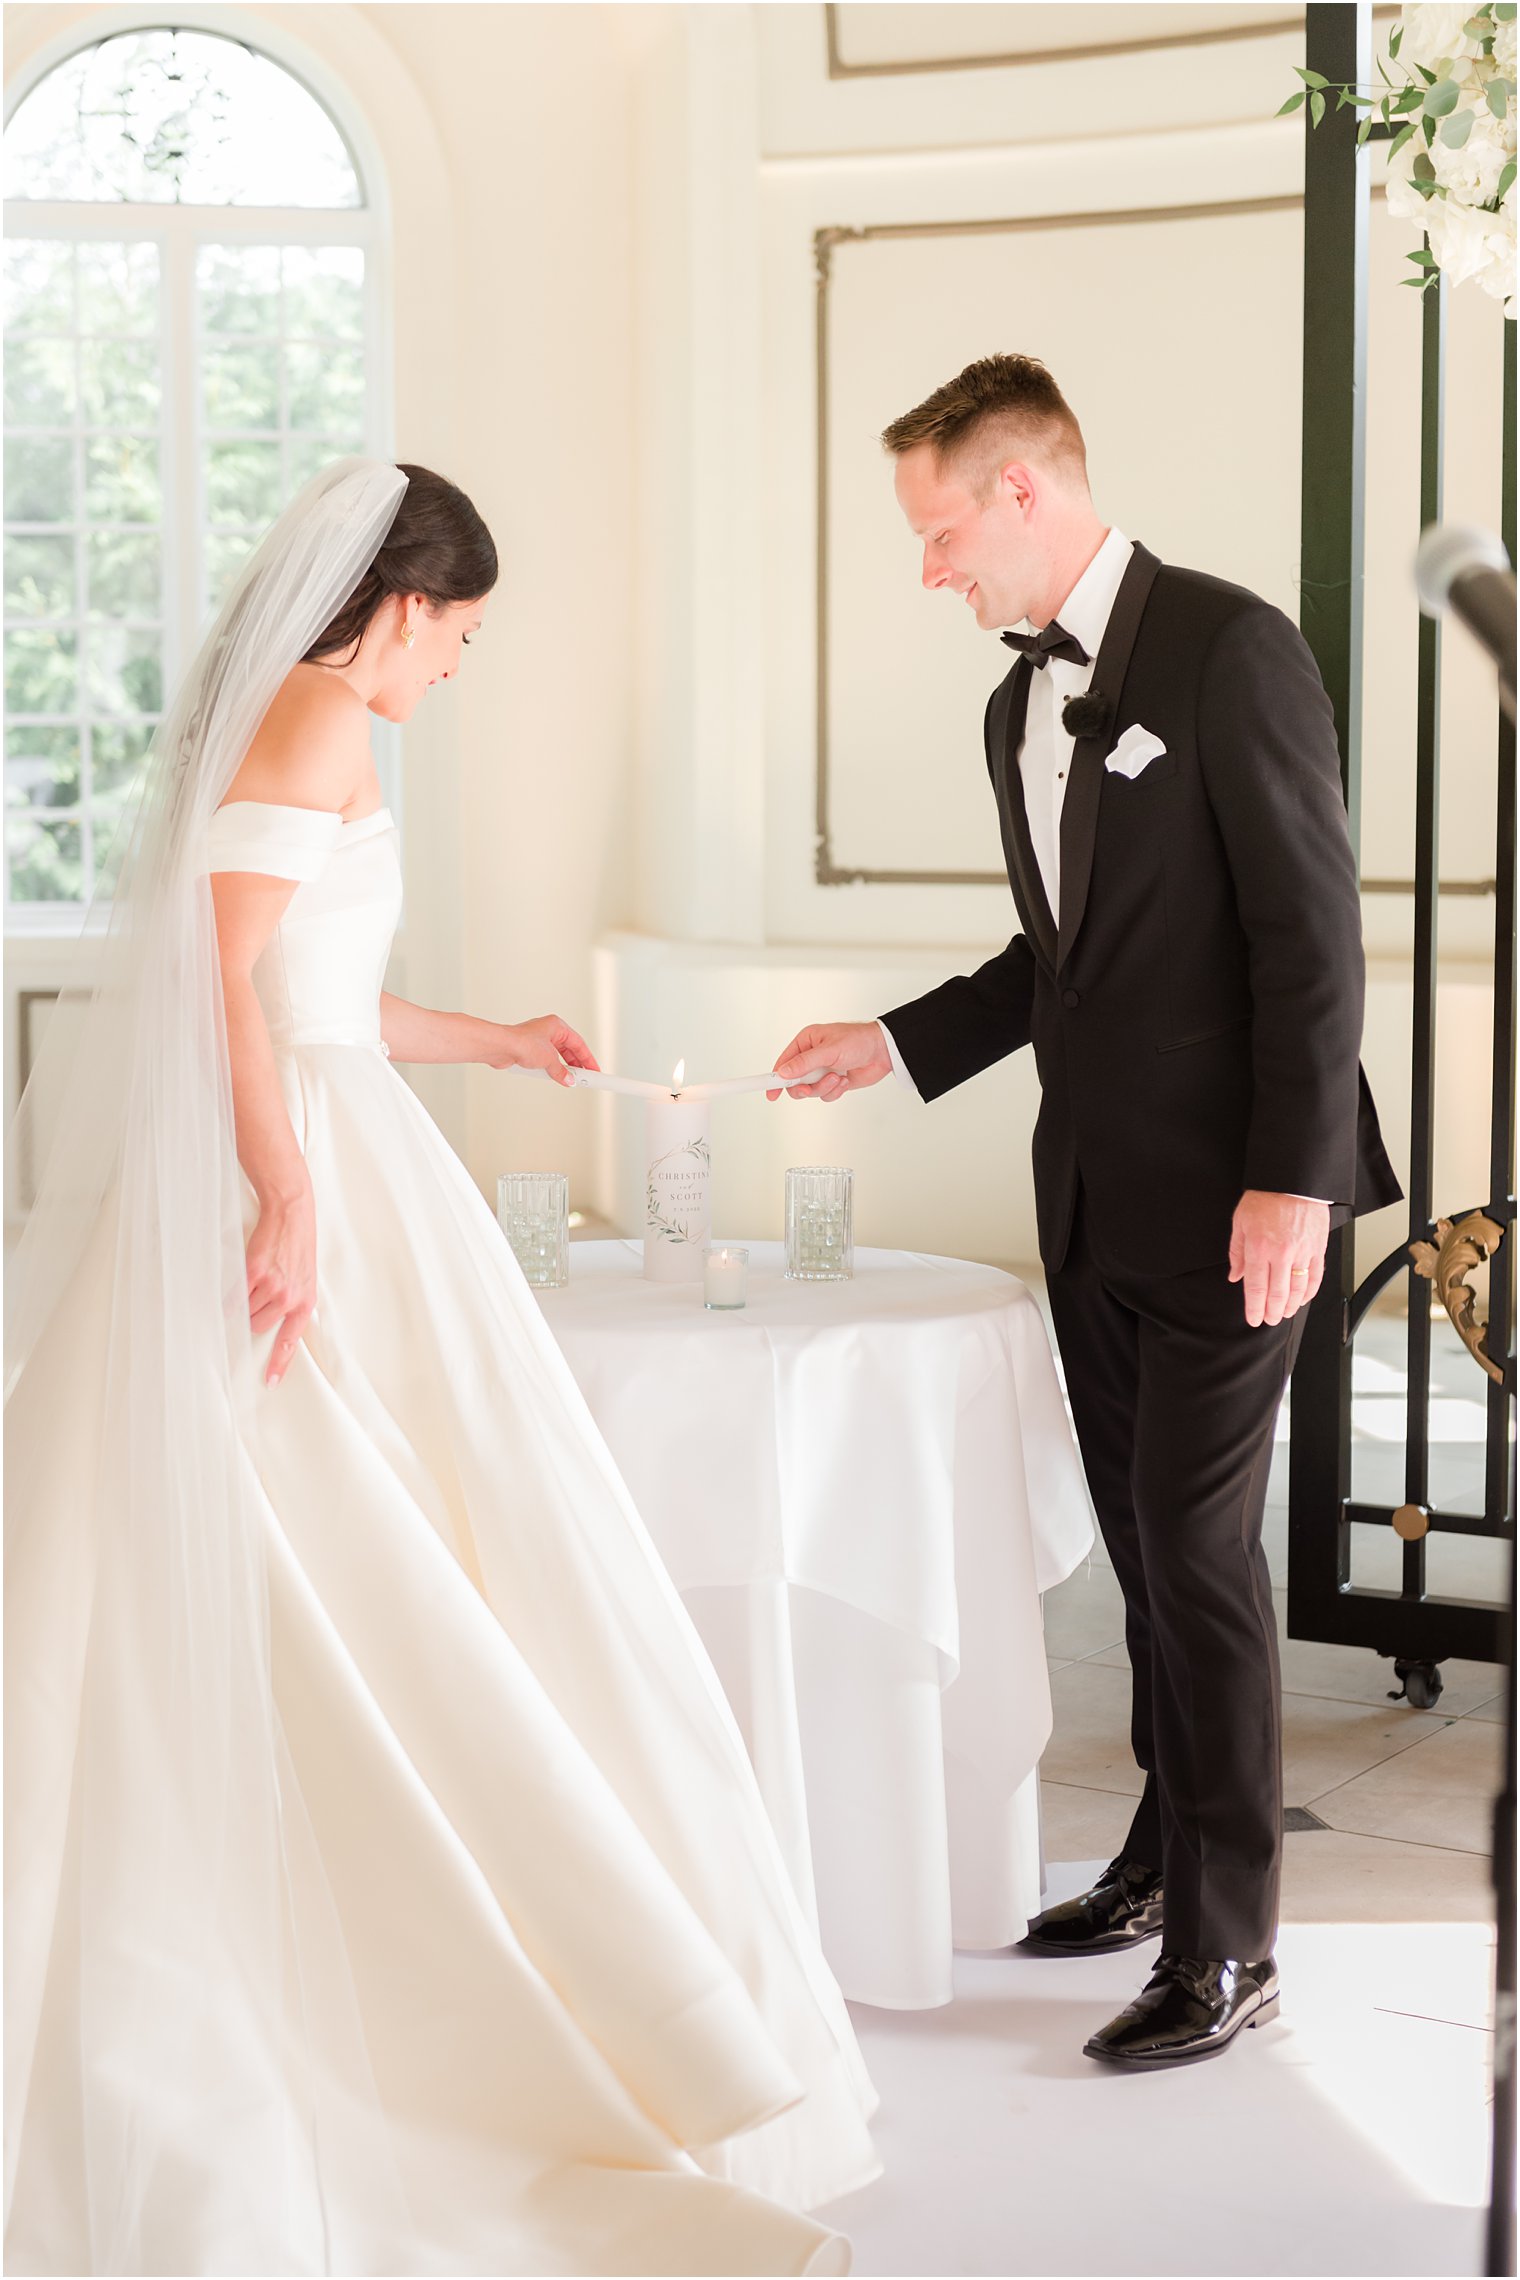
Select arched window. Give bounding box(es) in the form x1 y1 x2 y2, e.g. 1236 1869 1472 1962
3 26 385 920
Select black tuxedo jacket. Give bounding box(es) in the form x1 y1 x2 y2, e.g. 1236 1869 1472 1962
883 542 1401 1278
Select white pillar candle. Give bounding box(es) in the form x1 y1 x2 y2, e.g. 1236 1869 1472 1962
703 1245 748 1309
644 1094 712 1282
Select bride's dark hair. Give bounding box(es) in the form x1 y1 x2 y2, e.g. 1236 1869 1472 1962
303 463 498 663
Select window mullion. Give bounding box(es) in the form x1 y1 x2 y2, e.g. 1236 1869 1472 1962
277 244 290 513
5 206 372 246
72 244 92 901
164 221 197 716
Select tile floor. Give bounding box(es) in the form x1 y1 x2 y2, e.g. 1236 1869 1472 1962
818 1296 1511 2276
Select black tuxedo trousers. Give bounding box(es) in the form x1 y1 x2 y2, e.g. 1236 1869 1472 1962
1050 1187 1302 1959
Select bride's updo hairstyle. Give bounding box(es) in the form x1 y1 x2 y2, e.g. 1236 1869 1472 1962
303 463 498 664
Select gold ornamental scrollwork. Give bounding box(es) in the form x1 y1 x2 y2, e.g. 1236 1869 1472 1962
813 225 864 289
1409 1210 1507 1386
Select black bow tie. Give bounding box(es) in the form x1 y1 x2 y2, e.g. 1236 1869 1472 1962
1001 619 1091 670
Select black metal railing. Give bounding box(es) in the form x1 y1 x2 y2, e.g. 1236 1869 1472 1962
1287 0 1514 1686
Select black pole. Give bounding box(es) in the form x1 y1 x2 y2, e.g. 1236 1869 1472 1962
1404 261 1444 1603
1287 0 1370 1635
1483 315 1516 2280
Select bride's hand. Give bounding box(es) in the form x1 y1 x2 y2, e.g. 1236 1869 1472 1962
246 1183 317 1389
491 1015 602 1088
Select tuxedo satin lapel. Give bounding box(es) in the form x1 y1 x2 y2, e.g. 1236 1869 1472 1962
1056 542 1163 972
990 659 1059 972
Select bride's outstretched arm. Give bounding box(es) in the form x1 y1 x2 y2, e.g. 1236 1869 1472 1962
378 993 599 1086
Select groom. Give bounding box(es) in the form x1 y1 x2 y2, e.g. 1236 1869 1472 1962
770 354 1400 2069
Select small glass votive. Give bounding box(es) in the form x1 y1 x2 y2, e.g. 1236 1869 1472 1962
497 1171 570 1289
704 1244 749 1310
784 1166 853 1281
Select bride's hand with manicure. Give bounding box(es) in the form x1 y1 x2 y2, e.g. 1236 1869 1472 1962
246 1181 317 1388
490 1014 602 1088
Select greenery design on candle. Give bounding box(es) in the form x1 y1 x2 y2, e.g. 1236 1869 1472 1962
646 1134 712 1243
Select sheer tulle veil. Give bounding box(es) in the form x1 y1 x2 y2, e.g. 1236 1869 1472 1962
5 460 413 2271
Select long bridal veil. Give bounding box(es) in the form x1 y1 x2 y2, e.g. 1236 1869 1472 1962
5 462 414 2270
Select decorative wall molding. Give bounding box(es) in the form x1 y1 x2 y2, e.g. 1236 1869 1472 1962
823 2 1395 81
809 179 1464 897
14 986 60 1209
813 192 1302 887
16 987 57 1097
1362 877 1498 895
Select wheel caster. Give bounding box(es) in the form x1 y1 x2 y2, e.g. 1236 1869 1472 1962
1388 1657 1444 1709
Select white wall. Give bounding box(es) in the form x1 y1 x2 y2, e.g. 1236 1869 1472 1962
5 1 1508 1279
605 1 1508 1271
348 0 663 1201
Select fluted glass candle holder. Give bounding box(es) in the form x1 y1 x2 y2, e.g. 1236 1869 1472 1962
784 1165 853 1281
497 1171 570 1288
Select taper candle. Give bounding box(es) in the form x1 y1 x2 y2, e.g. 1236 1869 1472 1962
674 1067 840 1101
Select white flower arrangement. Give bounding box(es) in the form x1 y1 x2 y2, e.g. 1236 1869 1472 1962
1285 3 1516 318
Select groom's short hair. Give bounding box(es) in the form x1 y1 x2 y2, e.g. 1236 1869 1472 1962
882 355 1087 494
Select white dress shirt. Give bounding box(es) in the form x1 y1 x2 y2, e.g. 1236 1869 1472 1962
878 529 1131 1095
1015 524 1134 919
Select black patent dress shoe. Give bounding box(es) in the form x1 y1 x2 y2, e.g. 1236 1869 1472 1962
1083 1952 1280 2068
1018 1857 1164 1955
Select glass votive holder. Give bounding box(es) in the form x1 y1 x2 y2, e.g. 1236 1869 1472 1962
784 1165 853 1281
496 1171 570 1289
703 1244 749 1310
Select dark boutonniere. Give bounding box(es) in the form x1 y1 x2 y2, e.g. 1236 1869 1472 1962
1062 690 1112 741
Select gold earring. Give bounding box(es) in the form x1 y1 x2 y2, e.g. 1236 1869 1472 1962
401 624 416 650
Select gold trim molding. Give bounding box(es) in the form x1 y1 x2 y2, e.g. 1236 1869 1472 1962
16 986 56 1095
823 2 1396 81
1361 877 1498 896
15 985 59 1209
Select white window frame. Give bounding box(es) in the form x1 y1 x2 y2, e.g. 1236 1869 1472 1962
3 9 395 943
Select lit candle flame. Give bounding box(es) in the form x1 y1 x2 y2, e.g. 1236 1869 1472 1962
672 1058 685 1091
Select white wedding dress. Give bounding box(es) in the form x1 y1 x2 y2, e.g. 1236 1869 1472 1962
5 797 878 2276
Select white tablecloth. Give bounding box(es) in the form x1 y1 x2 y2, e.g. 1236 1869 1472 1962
537 1240 1094 2008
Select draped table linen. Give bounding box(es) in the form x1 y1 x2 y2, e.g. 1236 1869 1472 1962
537 1241 1094 2009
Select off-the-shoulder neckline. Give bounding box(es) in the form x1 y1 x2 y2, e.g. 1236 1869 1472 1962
211 801 394 834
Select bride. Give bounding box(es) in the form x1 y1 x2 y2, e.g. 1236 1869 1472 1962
4 460 878 2277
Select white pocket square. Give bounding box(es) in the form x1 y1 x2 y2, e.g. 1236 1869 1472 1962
1105 724 1167 779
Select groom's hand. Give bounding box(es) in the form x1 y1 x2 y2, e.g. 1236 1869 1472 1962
767 1022 893 1103
1228 1190 1329 1327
